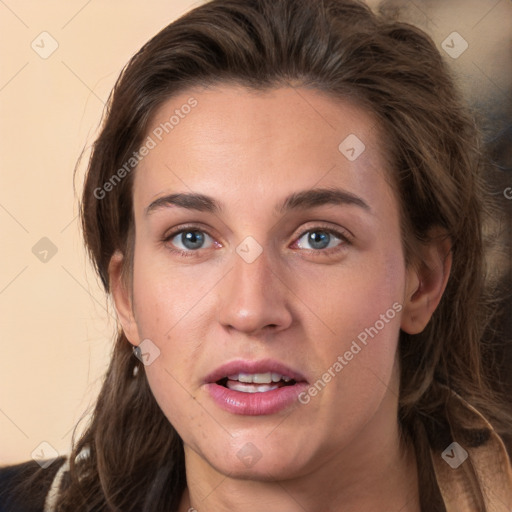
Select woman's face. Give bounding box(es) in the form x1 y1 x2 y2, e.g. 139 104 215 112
115 85 420 480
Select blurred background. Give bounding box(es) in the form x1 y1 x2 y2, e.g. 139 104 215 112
0 0 510 464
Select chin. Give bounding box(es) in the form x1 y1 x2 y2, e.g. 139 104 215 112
213 456 309 482
197 436 317 481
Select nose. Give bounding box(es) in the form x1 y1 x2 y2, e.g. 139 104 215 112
216 247 293 336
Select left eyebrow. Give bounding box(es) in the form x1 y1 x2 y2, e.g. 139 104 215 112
277 187 371 214
144 187 371 216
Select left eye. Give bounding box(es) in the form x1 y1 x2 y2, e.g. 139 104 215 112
168 230 214 251
295 230 345 250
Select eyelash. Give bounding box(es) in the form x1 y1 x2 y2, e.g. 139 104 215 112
162 224 352 258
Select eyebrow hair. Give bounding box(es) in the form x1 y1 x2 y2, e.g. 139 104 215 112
145 187 371 216
145 192 220 215
278 188 370 213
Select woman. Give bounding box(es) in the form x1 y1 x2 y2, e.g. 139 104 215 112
1 0 511 510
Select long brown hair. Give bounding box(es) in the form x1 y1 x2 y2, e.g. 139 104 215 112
30 0 512 509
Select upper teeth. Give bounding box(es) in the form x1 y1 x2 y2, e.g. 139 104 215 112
227 372 292 384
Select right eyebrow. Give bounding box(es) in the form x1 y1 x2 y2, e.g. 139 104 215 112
145 193 222 216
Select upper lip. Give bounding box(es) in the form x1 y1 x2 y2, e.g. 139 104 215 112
205 359 308 384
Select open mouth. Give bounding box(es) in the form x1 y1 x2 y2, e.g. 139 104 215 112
217 372 297 393
205 359 308 415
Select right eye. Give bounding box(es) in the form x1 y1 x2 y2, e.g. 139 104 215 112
164 228 217 256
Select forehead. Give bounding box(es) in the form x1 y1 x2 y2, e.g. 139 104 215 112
133 85 392 215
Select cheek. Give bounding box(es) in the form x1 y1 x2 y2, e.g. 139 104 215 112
295 247 405 350
294 250 405 415
131 267 205 386
130 242 213 339
129 245 221 432
132 271 208 444
144 359 223 457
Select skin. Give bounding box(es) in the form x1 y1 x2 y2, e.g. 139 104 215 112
110 85 451 512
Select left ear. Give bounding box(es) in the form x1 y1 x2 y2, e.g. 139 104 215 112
401 227 452 335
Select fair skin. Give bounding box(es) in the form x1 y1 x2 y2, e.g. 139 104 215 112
110 85 451 512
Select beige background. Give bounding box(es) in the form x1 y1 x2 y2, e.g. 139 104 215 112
1 0 510 464
0 0 204 465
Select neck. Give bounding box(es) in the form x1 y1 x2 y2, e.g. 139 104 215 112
181 448 419 512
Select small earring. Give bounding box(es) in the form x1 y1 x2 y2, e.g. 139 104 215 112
132 345 142 377
133 344 142 361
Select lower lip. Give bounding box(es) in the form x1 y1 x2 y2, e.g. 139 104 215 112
205 382 309 415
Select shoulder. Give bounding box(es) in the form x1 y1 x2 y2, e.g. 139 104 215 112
430 390 512 509
0 457 67 512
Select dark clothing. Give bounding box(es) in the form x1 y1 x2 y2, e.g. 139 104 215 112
0 458 66 512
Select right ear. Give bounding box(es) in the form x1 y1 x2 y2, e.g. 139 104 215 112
108 250 139 346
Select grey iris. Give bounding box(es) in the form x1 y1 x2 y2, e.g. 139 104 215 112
182 231 205 249
308 231 330 249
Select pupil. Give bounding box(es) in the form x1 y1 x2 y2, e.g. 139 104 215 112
182 231 204 249
309 231 329 249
